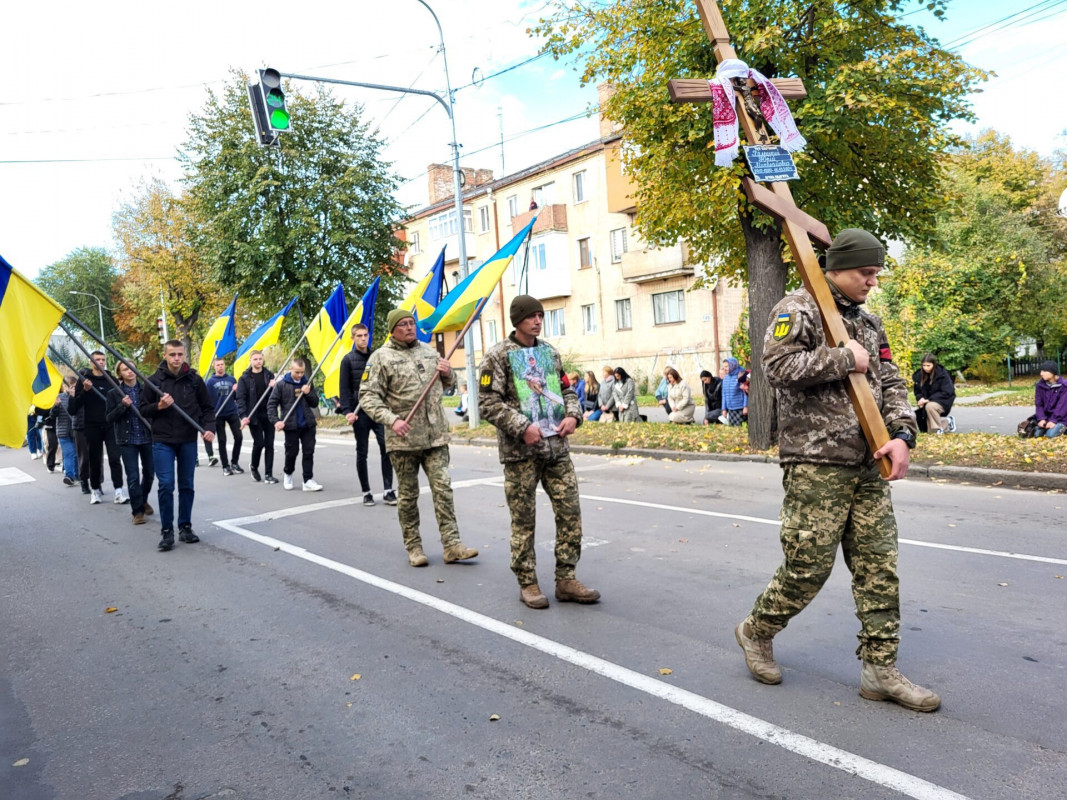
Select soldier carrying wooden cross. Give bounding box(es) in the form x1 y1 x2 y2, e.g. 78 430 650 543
669 0 939 711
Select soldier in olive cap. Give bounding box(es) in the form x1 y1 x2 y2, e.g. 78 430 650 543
478 295 600 609
735 228 940 712
359 308 478 567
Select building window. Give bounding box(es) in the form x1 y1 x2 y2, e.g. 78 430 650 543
529 242 547 271
486 319 498 345
531 182 555 208
478 206 490 233
572 170 586 203
615 298 632 330
409 231 421 254
544 308 566 338
428 208 472 240
652 290 686 325
582 304 597 334
507 195 519 218
577 237 591 269
610 227 628 263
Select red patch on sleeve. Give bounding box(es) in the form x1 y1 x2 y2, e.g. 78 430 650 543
879 344 893 362
560 371 570 388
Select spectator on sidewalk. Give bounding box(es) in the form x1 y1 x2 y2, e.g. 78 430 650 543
912 354 956 434
582 370 600 416
586 366 616 422
720 358 747 425
700 369 723 425
1035 361 1067 438
654 370 672 416
612 367 640 422
666 368 695 424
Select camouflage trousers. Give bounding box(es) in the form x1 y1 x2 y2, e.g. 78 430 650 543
748 462 901 665
502 456 583 586
389 445 460 552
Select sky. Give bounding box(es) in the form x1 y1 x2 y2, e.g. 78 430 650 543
2 0 1065 282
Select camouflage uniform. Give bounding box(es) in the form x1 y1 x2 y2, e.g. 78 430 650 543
478 333 585 586
749 282 917 666
360 337 460 552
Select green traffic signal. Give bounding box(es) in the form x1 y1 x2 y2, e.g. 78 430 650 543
258 68 291 134
270 109 291 130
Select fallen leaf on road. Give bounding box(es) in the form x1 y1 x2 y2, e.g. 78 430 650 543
489 714 500 721
833 701 841 707
350 674 362 681
346 702 353 708
105 607 118 614
659 668 673 675
515 621 523 626
1055 576 1063 580
678 539 688 543
13 758 28 767
998 582 1009 587
732 523 740 528
948 524 956 528
436 579 444 583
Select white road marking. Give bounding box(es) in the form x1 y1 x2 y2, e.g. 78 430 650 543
214 511 970 800
577 493 1067 567
0 467 35 486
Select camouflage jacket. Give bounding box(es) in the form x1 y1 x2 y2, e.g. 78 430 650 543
478 333 583 463
359 337 455 453
763 283 916 467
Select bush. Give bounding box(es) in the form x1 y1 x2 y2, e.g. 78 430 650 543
966 353 1007 383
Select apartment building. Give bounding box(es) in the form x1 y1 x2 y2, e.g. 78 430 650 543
399 107 745 390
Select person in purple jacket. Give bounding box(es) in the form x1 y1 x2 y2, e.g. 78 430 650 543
1034 361 1067 438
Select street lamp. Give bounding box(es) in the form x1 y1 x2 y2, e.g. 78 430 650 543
413 0 480 426
68 291 106 348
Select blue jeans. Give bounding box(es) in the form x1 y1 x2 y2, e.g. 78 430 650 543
153 440 197 531
59 436 78 480
1043 422 1066 438
26 418 42 454
121 442 155 516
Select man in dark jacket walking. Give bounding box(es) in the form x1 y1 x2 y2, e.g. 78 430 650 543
267 357 322 492
140 340 216 551
912 353 956 434
237 350 277 484
106 361 155 525
339 322 395 506
69 351 127 505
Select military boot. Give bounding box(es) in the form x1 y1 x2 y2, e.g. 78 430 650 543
735 619 782 685
555 579 600 603
859 663 940 712
407 546 429 567
443 543 479 563
519 583 549 609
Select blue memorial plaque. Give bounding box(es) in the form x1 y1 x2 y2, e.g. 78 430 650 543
743 145 799 183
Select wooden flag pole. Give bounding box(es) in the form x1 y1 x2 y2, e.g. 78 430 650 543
240 329 310 427
402 296 491 425
668 0 891 477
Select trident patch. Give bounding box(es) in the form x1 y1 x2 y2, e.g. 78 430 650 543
772 313 793 340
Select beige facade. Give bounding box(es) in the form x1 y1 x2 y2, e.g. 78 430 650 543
400 134 745 392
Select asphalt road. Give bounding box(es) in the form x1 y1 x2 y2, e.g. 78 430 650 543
2 435 1064 800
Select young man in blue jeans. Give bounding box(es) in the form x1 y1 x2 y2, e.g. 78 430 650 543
141 340 217 551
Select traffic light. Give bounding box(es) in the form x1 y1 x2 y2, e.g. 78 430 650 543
258 68 290 133
156 317 165 344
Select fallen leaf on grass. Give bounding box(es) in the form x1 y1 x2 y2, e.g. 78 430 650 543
659 668 673 675
105 607 118 614
350 674 362 681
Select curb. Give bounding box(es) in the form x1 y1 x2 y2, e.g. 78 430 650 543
318 431 1065 493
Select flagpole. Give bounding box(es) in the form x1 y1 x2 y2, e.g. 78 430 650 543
52 328 154 430
402 295 490 425
60 314 205 435
241 329 309 427
277 321 349 426
47 346 109 403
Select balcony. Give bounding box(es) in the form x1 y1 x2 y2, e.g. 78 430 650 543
510 204 568 236
620 241 695 283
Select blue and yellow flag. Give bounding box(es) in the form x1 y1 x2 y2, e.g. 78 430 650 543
322 277 381 397
419 219 536 334
31 357 63 409
399 247 445 344
198 294 239 377
0 254 65 448
232 297 297 377
303 284 348 368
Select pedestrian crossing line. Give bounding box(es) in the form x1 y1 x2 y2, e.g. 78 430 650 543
213 512 970 800
576 494 1067 567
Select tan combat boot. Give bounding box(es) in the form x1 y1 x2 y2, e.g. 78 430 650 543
859 663 941 712
735 619 782 685
407 546 429 567
519 583 549 609
555 578 600 603
443 543 479 563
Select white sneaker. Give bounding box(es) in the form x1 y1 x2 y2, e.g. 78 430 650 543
90 489 103 505
718 414 729 425
31 452 42 460
302 479 323 492
283 473 294 491
947 415 957 433
114 487 129 504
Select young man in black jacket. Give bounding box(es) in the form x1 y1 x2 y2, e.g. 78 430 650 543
106 360 155 525
140 340 216 551
237 350 277 484
267 356 322 492
68 351 126 505
338 323 395 506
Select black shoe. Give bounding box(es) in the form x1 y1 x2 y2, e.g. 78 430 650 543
158 529 175 551
222 466 233 476
208 456 219 467
383 490 398 506
250 466 261 482
81 480 90 494
230 463 244 474
363 493 376 507
178 525 200 544
63 476 75 487
263 474 278 485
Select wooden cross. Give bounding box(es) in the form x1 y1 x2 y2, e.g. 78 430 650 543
667 0 891 477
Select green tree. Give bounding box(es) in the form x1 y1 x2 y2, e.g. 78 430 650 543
871 131 1067 373
36 247 120 344
181 71 409 342
112 178 226 361
535 0 987 447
